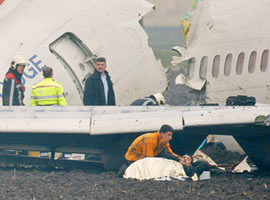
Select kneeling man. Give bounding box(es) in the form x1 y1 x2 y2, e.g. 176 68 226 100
125 124 181 164
120 124 210 177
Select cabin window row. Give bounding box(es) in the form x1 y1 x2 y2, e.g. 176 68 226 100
187 50 269 79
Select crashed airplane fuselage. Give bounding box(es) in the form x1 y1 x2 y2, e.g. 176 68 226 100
0 0 167 105
0 0 270 172
0 0 169 170
169 0 270 171
174 0 270 105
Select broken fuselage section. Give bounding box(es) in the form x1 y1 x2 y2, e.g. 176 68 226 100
174 0 270 105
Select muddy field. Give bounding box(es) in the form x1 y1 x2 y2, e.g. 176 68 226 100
0 146 269 200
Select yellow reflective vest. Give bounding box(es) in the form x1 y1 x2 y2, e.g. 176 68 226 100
30 78 67 106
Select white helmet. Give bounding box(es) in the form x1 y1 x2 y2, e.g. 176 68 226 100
10 55 29 70
152 93 165 105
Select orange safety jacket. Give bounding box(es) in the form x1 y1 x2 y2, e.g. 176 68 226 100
125 131 181 162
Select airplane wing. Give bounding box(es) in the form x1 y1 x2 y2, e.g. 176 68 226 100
0 105 269 170
1 105 268 135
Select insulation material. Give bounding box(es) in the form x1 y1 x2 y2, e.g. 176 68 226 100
232 156 252 173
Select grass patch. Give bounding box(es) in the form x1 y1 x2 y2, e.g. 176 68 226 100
152 49 175 67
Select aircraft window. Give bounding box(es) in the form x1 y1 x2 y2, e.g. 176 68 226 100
187 58 195 79
236 52 245 75
212 55 220 78
248 51 257 73
224 54 232 76
199 56 208 79
261 49 269 72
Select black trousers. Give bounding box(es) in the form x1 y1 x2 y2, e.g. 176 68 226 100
118 160 134 177
183 160 211 177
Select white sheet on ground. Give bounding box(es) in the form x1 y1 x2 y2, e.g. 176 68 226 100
123 157 190 181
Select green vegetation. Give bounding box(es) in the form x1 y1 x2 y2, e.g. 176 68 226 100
144 26 185 68
152 49 177 68
144 26 184 49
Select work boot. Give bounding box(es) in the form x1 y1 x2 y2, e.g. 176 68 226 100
118 164 128 177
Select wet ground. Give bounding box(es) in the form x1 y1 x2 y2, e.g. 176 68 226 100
0 146 269 200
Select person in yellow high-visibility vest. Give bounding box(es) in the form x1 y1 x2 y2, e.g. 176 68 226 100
30 66 66 158
30 66 67 106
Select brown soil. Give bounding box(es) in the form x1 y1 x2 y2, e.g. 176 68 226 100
0 147 269 200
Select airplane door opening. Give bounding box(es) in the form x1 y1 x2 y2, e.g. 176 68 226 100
49 32 96 100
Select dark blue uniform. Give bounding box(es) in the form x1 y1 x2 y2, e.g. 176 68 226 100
130 97 158 106
2 69 24 106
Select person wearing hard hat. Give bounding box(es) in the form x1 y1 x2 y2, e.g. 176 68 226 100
130 93 165 106
30 66 67 106
2 55 33 156
2 55 28 106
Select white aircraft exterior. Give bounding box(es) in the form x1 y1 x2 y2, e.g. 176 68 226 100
171 0 270 170
0 0 270 171
0 0 167 106
174 0 270 105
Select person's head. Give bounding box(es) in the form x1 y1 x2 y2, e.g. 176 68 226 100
95 57 106 73
150 93 165 105
43 67 53 78
181 155 193 166
160 124 174 143
10 55 29 74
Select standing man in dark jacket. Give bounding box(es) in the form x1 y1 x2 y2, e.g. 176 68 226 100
83 57 115 105
2 55 28 106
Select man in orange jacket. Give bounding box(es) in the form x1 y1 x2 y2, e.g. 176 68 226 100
125 124 181 164
119 124 211 177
